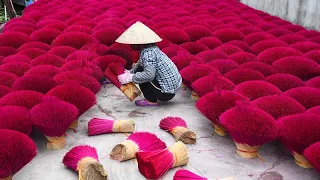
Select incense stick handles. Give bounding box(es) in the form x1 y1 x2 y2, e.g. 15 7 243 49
0 175 12 180
171 126 197 144
110 140 139 161
292 152 313 169
112 120 135 133
168 141 189 168
235 142 260 159
45 136 66 150
77 157 107 180
120 82 141 102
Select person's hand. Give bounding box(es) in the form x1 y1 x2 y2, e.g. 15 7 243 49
117 72 133 84
124 69 131 74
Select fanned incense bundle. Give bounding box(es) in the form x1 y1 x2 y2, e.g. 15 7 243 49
29 96 79 149
0 129 37 180
104 63 141 102
62 145 107 180
304 142 320 173
277 113 320 168
160 117 196 144
173 169 234 180
88 118 135 136
136 141 189 179
196 90 248 136
220 101 278 159
110 132 166 161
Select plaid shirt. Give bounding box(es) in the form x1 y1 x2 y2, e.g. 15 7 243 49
132 44 182 94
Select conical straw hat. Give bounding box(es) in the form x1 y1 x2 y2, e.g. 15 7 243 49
115 21 162 44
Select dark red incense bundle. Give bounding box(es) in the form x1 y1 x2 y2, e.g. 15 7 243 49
206 59 238 75
160 117 196 144
0 129 37 180
251 39 288 55
265 73 305 92
30 54 66 67
257 47 303 65
0 85 11 98
220 101 277 159
0 90 44 110
0 105 31 135
252 95 306 119
239 62 277 77
306 105 320 115
278 34 307 45
196 90 249 136
52 32 97 49
30 27 62 44
196 37 222 50
65 50 99 63
24 65 62 78
63 145 107 180
88 118 135 136
214 45 243 55
244 32 276 46
0 71 18 88
305 50 320 64
283 87 320 109
80 43 109 56
304 142 320 173
171 55 201 71
196 50 229 63
183 25 211 41
272 56 320 80
173 169 234 180
277 113 320 168
191 74 235 98
11 75 57 94
0 61 33 77
53 71 101 93
234 80 282 100
106 63 141 101
179 41 208 55
110 132 166 161
48 46 77 58
0 46 17 57
180 61 220 89
136 141 189 179
47 84 96 116
18 41 51 51
2 54 32 64
224 40 251 53
93 55 127 72
212 28 244 43
29 96 79 149
291 41 320 53
224 68 265 85
228 52 257 65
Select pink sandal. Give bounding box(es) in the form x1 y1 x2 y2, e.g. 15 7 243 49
135 99 159 106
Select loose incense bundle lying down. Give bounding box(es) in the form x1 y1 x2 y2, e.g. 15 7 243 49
88 118 135 136
136 141 189 179
110 132 166 162
104 63 141 102
160 117 196 144
63 145 107 180
173 169 234 180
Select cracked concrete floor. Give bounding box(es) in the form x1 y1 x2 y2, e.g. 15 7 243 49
15 85 319 180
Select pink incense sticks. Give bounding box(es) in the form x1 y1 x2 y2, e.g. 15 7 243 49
160 117 196 144
88 118 135 136
110 132 166 161
63 145 107 180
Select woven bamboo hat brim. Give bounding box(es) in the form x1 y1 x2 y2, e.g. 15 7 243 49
115 21 162 44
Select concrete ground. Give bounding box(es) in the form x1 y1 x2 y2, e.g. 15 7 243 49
15 85 319 180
